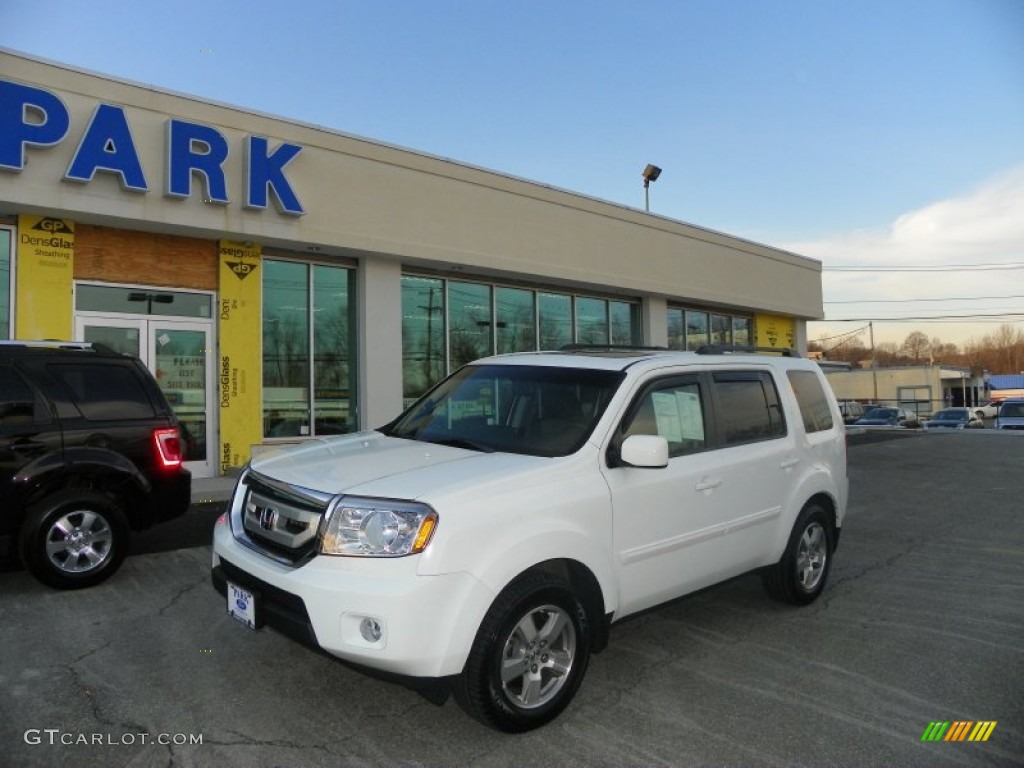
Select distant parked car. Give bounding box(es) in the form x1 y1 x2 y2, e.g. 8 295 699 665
837 401 865 424
854 407 918 427
972 402 999 419
924 408 984 430
995 399 1024 431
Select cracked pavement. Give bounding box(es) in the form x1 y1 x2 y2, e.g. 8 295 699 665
1 431 1022 767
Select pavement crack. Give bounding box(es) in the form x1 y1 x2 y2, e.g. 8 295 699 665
206 730 333 752
157 572 208 617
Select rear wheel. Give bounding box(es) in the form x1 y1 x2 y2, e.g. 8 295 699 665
18 490 129 590
764 503 834 605
454 570 591 732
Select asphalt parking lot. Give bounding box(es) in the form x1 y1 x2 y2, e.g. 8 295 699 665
1 431 1022 768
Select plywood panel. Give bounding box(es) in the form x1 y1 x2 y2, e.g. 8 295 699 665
75 225 218 290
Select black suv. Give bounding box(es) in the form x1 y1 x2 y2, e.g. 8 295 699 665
0 341 191 589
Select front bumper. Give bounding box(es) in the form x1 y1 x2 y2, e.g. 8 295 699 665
211 518 495 679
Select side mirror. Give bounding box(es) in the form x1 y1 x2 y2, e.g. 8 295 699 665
620 435 668 468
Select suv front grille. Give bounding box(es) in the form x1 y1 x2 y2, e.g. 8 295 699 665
232 471 334 566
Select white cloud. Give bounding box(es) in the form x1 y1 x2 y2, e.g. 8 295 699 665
781 164 1024 347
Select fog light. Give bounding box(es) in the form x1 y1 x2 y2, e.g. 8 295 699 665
359 617 382 643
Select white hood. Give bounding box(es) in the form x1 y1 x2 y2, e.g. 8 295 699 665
248 430 580 503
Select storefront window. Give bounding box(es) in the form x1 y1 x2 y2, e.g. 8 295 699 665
667 308 685 350
539 292 572 350
686 311 709 349
0 228 11 339
672 309 751 350
733 316 751 347
76 284 212 318
611 301 640 345
575 297 608 345
313 265 355 435
263 260 354 438
402 276 446 402
496 287 536 354
263 261 309 437
711 313 732 345
402 276 641 398
449 281 493 370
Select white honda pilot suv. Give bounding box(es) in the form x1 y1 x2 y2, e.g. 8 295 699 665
212 346 848 731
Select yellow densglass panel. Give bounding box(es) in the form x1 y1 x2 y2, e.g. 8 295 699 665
754 313 796 350
15 215 74 340
218 240 263 472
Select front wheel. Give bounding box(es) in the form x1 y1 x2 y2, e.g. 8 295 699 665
454 570 591 732
18 490 129 590
764 503 835 605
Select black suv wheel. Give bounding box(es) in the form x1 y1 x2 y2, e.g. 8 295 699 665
18 489 129 589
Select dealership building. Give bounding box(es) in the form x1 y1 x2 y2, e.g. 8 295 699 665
0 49 824 478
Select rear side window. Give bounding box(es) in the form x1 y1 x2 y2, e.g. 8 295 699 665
48 363 157 420
787 370 835 433
0 366 49 426
713 371 786 445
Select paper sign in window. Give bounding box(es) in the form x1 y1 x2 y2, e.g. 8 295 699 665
652 390 704 443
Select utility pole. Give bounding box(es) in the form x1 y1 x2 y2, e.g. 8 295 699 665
870 322 879 403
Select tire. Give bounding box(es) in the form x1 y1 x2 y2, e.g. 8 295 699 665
764 503 834 606
453 570 591 732
18 490 129 590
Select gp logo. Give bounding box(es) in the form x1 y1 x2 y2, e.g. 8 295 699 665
30 217 73 234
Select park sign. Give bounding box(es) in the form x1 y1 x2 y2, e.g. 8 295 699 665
0 79 304 216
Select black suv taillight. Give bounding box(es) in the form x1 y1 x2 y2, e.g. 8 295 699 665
153 427 183 469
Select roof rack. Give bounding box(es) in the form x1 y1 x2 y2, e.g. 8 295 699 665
559 344 669 353
0 340 122 356
694 344 801 358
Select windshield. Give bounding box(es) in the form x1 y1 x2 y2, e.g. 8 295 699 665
382 364 625 457
862 407 896 419
934 410 965 421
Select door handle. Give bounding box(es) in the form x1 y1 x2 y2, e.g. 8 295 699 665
695 478 722 492
780 458 800 469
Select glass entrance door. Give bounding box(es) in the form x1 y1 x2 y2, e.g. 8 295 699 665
75 315 215 478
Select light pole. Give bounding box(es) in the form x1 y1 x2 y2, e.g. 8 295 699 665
642 164 662 212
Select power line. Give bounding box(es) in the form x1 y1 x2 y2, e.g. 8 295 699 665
823 262 1024 272
814 325 868 343
824 312 1024 322
825 294 1024 304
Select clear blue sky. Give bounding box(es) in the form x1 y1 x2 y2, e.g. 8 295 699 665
3 0 1022 347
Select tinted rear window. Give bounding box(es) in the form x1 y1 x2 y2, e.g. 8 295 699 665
713 371 786 445
48 363 157 420
787 370 835 433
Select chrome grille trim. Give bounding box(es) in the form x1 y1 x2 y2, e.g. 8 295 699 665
229 469 333 567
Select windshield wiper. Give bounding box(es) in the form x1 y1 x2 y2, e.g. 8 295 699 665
426 437 495 453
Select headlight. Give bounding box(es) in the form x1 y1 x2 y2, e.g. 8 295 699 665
319 497 437 557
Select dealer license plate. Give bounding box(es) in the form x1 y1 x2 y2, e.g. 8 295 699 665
227 581 257 629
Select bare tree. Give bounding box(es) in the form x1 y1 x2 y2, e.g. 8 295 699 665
901 331 931 363
963 323 1024 374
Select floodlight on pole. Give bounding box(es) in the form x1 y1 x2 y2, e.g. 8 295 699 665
642 164 662 212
